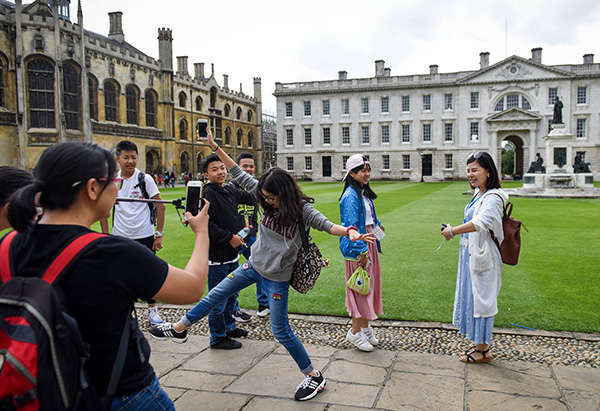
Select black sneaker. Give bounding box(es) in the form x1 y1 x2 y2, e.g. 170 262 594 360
257 305 270 317
232 309 252 323
226 328 248 338
149 323 188 343
294 371 326 401
210 337 242 349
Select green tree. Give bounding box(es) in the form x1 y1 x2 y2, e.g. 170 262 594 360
501 142 515 176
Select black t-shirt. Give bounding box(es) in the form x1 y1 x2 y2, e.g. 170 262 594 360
1 224 169 396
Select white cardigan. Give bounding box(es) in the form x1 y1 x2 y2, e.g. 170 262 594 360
466 188 508 317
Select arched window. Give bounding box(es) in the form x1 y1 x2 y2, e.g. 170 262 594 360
180 151 189 173
145 89 156 127
104 80 119 122
248 130 253 147
28 58 55 128
195 96 203 111
224 126 231 145
237 128 242 147
236 107 242 120
125 85 138 125
179 91 187 108
88 74 98 120
0 60 5 108
196 152 203 175
63 62 80 130
179 118 188 140
210 87 217 108
247 110 253 122
224 104 230 117
494 93 532 112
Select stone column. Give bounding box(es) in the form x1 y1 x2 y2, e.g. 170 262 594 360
529 129 537 165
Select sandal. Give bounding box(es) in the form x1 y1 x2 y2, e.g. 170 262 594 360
459 344 477 357
460 347 492 364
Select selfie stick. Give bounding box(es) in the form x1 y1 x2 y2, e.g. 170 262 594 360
115 197 184 208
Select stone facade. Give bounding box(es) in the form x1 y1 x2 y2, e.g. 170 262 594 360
0 0 262 176
274 50 599 182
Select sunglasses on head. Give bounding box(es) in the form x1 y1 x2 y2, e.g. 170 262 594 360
468 152 483 160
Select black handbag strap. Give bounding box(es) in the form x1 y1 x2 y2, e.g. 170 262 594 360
297 213 314 278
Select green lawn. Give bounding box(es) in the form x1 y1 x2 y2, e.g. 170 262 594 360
8 180 599 333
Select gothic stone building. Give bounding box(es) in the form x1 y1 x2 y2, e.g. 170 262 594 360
0 0 262 176
274 49 599 182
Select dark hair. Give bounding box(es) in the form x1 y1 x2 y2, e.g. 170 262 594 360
257 167 314 227
236 152 254 164
339 159 378 201
0 166 33 207
115 140 138 157
8 142 117 232
201 153 223 174
466 152 502 190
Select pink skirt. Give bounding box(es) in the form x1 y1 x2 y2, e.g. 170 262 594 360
344 226 383 320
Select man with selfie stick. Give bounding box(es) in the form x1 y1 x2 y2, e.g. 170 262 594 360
100 141 166 327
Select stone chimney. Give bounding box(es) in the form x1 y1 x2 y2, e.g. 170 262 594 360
176 56 188 76
383 68 391 77
375 60 385 77
194 63 205 80
253 77 262 104
338 71 347 80
583 53 594 64
480 52 490 69
531 47 542 64
158 28 173 72
223 74 229 90
429 64 438 75
108 12 124 42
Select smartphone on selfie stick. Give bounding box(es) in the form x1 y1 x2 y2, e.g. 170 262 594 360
184 180 204 222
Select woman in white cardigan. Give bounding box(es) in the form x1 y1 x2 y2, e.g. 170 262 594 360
441 152 508 363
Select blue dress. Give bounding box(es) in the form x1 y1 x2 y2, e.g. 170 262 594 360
453 197 495 344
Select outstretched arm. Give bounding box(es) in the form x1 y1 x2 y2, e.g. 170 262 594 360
330 224 375 243
204 127 237 170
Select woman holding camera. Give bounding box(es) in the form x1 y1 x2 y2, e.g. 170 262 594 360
2 142 210 410
441 152 508 363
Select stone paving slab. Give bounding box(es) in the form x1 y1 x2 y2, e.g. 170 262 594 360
468 391 568 410
173 390 251 411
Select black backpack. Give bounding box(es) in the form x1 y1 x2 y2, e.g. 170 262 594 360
0 231 131 411
135 172 157 226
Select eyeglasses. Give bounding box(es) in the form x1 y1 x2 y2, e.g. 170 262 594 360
99 177 123 190
259 191 279 204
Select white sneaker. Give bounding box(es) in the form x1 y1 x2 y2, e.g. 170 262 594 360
346 329 373 352
361 326 379 346
147 307 164 327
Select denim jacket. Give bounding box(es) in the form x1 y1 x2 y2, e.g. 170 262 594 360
339 186 382 260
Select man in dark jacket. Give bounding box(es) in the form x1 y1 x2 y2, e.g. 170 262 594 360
201 154 255 349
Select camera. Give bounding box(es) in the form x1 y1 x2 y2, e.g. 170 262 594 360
185 181 204 216
441 223 447 232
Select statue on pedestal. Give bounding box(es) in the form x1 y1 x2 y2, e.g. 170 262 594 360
552 97 563 125
527 153 546 173
574 152 591 173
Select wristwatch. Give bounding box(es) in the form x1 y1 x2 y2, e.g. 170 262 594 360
155 231 163 237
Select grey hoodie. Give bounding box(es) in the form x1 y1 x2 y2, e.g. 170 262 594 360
230 165 334 282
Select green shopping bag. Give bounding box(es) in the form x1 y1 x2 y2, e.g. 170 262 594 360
346 266 370 295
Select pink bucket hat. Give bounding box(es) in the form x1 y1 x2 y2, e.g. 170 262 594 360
343 154 370 181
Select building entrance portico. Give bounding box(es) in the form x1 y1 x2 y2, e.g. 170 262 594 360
501 135 525 178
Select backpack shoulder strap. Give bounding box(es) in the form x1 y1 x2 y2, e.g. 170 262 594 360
137 171 149 200
0 230 18 284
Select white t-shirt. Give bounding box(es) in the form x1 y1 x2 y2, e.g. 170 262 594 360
112 169 160 240
364 197 375 226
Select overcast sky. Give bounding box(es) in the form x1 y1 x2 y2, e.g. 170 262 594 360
74 0 600 114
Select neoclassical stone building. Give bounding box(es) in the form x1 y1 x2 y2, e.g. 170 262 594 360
274 49 599 182
0 0 262 176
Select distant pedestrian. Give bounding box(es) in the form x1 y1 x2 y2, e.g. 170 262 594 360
339 154 384 352
441 152 507 363
170 172 176 187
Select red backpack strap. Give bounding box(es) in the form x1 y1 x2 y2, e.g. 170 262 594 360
0 230 18 284
41 232 107 284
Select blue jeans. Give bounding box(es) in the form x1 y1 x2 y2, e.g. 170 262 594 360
111 375 174 411
207 262 239 344
182 263 314 374
236 236 268 308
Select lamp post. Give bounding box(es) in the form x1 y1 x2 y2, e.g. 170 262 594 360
420 152 425 183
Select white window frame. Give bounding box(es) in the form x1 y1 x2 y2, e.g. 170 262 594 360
304 101 311 116
323 127 331 145
423 94 431 111
381 96 389 113
401 95 410 112
382 154 390 170
361 125 370 144
342 126 350 145
444 153 453 169
286 157 294 171
444 93 453 110
285 128 293 146
470 121 479 142
548 88 558 105
381 124 390 144
576 118 587 138
470 92 479 109
577 86 587 105
304 128 312 145
322 99 330 116
342 155 349 170
304 156 312 171
422 123 432 142
285 102 293 117
341 99 349 115
402 154 411 170
444 123 453 142
401 124 410 143
361 98 369 114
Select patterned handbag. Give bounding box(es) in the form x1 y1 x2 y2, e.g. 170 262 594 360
290 214 323 294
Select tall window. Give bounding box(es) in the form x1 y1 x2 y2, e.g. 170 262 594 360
507 94 519 109
444 123 453 142
304 101 311 116
195 96 203 111
180 152 189 173
342 127 350 144
577 87 587 104
323 127 331 144
125 86 138 125
381 97 389 113
0 60 4 107
381 125 390 143
304 128 312 145
28 59 55 128
285 102 292 117
236 107 242 120
361 126 370 144
88 75 98 120
322 100 330 115
63 63 80 130
495 94 531 111
248 131 253 147
548 88 558 105
422 123 432 142
179 118 187 140
145 90 156 127
401 95 410 112
341 99 349 115
402 154 410 169
402 124 410 143
423 94 431 111
445 154 453 169
247 110 253 122
224 104 230 117
576 118 587 138
104 81 118 122
178 92 187 108
342 156 349 169
304 157 312 171
361 98 369 114
470 122 479 141
286 128 293 145
382 155 390 170
444 93 453 110
470 92 479 109
237 128 243 146
286 157 294 171
224 127 231 145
